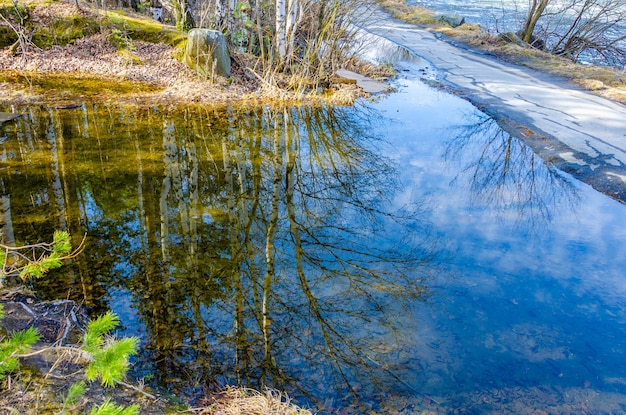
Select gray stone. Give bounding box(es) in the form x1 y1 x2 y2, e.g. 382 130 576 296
334 69 388 94
516 30 546 50
0 112 20 125
185 29 231 78
497 32 525 46
438 14 466 28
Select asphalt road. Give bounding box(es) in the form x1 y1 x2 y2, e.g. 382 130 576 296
363 11 626 202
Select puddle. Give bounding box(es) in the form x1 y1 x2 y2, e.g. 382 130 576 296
2 73 626 413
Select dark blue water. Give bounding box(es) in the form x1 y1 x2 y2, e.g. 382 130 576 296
2 73 626 413
373 75 626 412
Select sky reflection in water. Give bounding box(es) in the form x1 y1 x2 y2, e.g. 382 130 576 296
1 76 626 413
375 77 626 411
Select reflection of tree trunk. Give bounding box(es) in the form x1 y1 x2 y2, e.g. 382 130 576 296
49 109 68 230
233 120 265 381
139 123 170 352
0 119 16 245
47 108 94 301
160 122 176 263
222 135 250 380
262 114 284 377
0 194 15 245
188 138 199 261
61 108 91 303
160 172 172 263
0 147 14 246
136 135 149 256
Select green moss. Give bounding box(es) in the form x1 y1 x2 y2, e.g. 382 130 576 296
117 48 145 65
0 4 30 31
103 10 187 48
31 15 100 48
1 1 186 50
0 26 18 47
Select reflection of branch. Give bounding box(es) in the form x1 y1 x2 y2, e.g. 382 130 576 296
21 103 441 405
444 113 580 228
277 105 434 404
285 122 353 389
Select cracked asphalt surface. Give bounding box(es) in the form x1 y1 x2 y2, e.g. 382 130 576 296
363 11 626 202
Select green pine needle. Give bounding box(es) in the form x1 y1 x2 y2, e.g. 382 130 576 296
6 326 40 352
52 230 72 255
89 398 139 415
0 326 39 379
84 311 120 352
20 261 46 279
86 337 139 387
0 356 19 379
64 380 86 406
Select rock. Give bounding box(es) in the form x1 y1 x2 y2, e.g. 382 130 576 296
185 29 231 78
438 14 466 28
497 32 525 46
0 290 89 345
334 69 388 94
0 112 20 125
516 30 546 50
150 6 163 21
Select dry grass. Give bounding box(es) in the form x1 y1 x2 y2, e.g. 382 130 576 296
377 0 438 25
379 0 626 104
188 388 313 415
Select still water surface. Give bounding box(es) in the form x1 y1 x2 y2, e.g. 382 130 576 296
2 76 626 413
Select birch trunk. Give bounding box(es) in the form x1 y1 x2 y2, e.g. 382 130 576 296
275 0 287 61
276 0 301 63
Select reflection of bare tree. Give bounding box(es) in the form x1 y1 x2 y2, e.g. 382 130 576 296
1 103 438 411
212 105 436 408
444 114 579 225
0 107 97 299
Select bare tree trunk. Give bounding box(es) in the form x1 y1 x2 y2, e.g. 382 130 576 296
214 0 234 40
275 0 287 61
275 0 301 64
522 0 550 43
